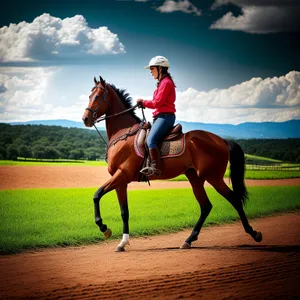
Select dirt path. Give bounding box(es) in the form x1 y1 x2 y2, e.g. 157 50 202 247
0 213 299 299
1 165 300 190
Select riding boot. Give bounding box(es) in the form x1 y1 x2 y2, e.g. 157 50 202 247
140 147 162 176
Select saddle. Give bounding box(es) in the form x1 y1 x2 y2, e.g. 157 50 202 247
134 123 186 159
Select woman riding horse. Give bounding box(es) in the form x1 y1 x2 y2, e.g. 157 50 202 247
136 55 176 176
82 75 262 252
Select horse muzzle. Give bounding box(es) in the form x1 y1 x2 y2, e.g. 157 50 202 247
82 107 97 127
82 115 94 127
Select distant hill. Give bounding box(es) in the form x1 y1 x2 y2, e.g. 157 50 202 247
7 119 300 139
9 119 106 130
9 119 87 129
179 120 300 139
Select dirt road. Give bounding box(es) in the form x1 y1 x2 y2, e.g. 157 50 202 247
0 213 299 299
1 165 299 190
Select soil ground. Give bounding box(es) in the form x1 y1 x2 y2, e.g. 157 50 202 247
1 165 300 190
0 166 299 299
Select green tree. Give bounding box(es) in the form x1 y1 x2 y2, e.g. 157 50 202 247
69 149 84 160
0 132 13 144
19 145 32 160
0 146 7 159
45 147 59 160
84 147 102 160
32 145 45 160
7 145 18 160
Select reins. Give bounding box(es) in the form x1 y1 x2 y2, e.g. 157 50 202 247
95 104 140 123
93 104 147 162
93 124 108 150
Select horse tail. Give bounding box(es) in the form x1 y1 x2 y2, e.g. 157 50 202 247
225 139 248 206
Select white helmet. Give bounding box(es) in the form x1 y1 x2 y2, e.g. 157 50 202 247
144 56 170 69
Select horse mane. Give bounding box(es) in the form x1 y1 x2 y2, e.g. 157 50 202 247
109 84 141 123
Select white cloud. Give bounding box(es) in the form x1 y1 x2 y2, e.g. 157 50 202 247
0 67 98 123
1 68 299 125
0 13 126 62
175 71 300 124
0 67 57 121
210 0 300 33
48 94 90 122
156 0 201 16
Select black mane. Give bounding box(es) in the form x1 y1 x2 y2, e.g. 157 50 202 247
109 84 141 123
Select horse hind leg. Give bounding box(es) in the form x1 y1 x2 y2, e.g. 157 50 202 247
181 168 212 249
210 179 262 242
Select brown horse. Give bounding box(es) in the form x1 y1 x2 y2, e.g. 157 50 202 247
82 76 262 252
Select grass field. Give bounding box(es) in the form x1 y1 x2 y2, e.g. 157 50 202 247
171 169 300 180
245 154 282 162
1 186 299 254
244 169 300 179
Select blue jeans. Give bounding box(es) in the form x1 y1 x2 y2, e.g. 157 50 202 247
147 113 176 149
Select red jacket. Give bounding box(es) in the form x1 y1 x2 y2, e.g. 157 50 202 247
142 76 176 117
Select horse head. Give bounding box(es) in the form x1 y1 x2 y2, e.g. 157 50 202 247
82 76 108 127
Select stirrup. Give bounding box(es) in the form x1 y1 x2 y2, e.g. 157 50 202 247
140 167 161 176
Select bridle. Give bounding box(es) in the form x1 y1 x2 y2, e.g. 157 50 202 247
85 85 108 122
84 83 147 161
85 83 144 124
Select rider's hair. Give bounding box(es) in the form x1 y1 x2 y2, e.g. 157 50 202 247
157 67 176 88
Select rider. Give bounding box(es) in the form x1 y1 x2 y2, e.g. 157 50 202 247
136 55 176 176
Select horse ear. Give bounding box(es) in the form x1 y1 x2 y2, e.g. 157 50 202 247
100 76 106 86
94 77 98 85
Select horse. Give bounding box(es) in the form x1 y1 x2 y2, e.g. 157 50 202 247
82 76 262 252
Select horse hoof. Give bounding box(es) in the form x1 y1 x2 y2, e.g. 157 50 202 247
115 246 125 252
254 231 262 242
104 228 112 238
180 242 191 249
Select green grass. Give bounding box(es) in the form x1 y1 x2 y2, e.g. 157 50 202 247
0 186 299 254
0 159 107 166
170 169 300 181
244 170 300 179
245 154 282 163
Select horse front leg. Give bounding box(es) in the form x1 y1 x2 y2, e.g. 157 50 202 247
115 184 130 252
93 169 128 239
93 186 112 238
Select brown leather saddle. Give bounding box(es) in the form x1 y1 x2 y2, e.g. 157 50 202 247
134 123 186 159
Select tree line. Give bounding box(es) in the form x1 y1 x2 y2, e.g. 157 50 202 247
0 123 299 163
234 138 300 163
0 124 108 161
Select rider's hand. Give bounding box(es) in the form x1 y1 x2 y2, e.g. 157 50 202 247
136 98 144 108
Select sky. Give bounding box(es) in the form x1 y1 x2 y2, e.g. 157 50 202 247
0 0 300 125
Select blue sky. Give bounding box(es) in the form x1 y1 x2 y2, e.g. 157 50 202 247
0 0 299 124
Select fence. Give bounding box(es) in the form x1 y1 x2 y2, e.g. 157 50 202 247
246 162 300 171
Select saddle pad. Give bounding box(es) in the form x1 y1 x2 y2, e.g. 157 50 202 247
134 131 186 159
